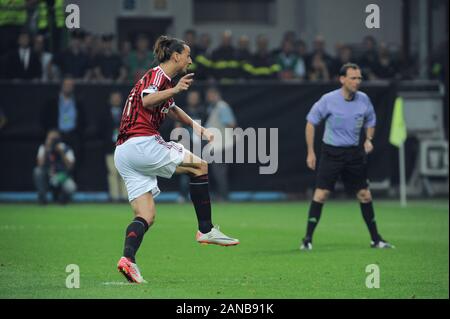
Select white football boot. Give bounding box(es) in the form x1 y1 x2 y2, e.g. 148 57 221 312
196 226 240 246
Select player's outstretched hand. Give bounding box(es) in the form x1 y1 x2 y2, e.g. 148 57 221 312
307 152 316 170
202 128 214 143
174 73 194 94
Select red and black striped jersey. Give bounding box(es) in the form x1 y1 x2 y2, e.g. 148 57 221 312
116 65 174 146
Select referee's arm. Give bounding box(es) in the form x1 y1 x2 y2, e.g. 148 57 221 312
364 127 375 154
305 97 327 171
306 121 317 170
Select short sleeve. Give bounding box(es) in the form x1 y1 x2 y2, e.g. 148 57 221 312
364 96 376 128
141 84 159 100
306 96 328 125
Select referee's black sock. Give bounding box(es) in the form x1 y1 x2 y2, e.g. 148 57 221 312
189 174 213 234
360 202 380 242
123 217 149 263
305 201 323 241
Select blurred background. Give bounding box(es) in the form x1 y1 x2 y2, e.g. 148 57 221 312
0 0 448 204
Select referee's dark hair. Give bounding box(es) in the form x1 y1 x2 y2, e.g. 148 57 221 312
154 35 186 63
339 63 361 77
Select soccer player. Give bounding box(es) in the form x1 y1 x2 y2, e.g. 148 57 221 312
300 63 394 251
115 35 239 283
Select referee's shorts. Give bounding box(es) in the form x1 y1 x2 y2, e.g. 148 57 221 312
315 143 369 193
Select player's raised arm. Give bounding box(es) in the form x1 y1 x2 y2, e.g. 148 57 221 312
142 73 194 109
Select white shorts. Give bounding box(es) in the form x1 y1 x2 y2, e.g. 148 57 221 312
114 135 186 202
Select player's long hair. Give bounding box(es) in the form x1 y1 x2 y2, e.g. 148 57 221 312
153 35 186 63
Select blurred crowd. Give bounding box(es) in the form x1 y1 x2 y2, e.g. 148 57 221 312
0 0 446 84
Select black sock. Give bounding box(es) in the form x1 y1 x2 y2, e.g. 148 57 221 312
305 201 323 241
360 202 380 242
189 174 213 234
123 217 149 263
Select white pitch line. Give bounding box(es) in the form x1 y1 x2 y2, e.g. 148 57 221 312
101 281 134 286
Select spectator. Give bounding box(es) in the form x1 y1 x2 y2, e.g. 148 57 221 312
183 29 202 75
205 87 237 201
236 35 252 61
175 90 206 202
276 38 298 80
330 45 353 79
126 33 155 84
81 31 102 81
311 35 334 71
54 31 90 79
35 0 66 53
40 77 86 164
308 52 330 81
103 91 127 202
373 43 399 79
92 34 127 83
4 31 42 80
195 32 213 80
0 0 27 58
183 29 202 55
33 33 55 81
359 35 379 80
120 40 132 62
211 30 239 81
283 30 297 43
33 129 77 205
244 34 280 79
198 32 213 57
272 30 297 56
293 39 308 79
235 35 252 79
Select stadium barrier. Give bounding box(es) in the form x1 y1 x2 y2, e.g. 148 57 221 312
0 80 443 199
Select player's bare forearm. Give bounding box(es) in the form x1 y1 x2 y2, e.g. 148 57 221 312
169 106 191 125
169 106 204 136
142 88 178 109
143 73 194 109
306 122 316 154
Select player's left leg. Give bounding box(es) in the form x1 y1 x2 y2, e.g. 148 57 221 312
118 192 156 283
176 150 239 246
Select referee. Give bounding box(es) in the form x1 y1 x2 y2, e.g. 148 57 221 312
300 63 394 250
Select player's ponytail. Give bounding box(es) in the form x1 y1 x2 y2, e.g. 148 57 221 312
154 35 186 63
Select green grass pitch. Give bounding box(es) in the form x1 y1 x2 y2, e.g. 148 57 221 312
0 200 448 299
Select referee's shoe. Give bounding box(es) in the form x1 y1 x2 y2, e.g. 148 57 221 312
371 237 395 249
300 237 394 250
300 237 313 251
